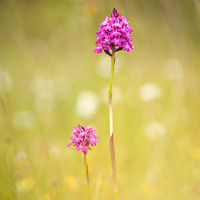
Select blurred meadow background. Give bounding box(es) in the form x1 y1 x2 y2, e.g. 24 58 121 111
0 0 200 199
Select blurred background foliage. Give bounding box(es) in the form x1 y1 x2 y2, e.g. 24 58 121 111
0 0 200 199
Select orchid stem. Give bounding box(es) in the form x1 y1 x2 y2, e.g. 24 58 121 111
84 153 91 200
109 50 118 200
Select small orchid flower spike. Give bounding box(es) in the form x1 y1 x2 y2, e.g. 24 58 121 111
67 124 98 200
67 124 99 154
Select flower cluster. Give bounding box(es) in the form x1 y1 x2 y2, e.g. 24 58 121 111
67 124 99 154
94 8 133 56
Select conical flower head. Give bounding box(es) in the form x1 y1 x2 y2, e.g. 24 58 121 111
67 124 99 154
94 8 134 55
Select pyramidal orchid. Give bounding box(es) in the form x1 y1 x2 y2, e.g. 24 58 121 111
94 8 134 200
94 8 134 56
67 124 99 200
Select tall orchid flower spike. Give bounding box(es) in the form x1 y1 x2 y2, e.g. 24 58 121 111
67 124 99 200
94 8 134 200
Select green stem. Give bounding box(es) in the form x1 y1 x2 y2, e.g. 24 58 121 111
109 50 115 99
109 50 118 200
84 153 91 200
